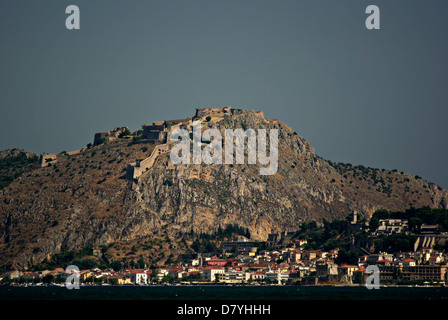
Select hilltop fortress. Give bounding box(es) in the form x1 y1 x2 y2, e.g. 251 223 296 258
38 106 267 179
126 106 246 180
139 106 234 144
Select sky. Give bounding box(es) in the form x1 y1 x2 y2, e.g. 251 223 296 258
1 0 447 189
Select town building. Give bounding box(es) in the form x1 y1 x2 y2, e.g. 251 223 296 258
129 270 148 285
401 264 447 283
265 268 290 284
202 266 225 282
250 271 266 282
216 270 250 284
375 219 409 235
316 261 339 281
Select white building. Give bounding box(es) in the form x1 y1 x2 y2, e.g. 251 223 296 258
130 271 148 285
376 219 408 235
216 271 250 284
202 267 225 281
251 271 266 281
265 269 289 284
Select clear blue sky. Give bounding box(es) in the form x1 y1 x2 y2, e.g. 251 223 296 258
1 0 447 189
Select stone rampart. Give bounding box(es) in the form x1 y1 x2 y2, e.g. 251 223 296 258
126 143 173 180
40 153 58 167
94 127 130 146
195 106 231 118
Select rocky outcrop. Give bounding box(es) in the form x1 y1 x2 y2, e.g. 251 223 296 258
0 149 38 160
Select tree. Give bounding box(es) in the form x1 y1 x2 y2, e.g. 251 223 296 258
301 221 318 231
72 258 98 270
378 234 416 253
335 249 359 265
119 128 131 137
369 216 379 232
392 266 402 280
409 217 423 233
353 271 363 284
137 258 146 269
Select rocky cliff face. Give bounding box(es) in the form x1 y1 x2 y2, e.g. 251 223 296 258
0 108 447 269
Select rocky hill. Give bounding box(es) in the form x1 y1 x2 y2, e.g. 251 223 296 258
0 149 39 190
0 107 447 270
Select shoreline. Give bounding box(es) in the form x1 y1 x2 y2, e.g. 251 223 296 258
1 282 445 289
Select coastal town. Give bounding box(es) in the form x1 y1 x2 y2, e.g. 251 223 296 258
2 211 448 288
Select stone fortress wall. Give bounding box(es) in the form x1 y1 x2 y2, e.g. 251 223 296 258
94 127 130 146
125 143 173 180
127 118 193 180
40 106 262 180
126 106 235 181
194 106 232 118
39 153 58 167
39 127 130 167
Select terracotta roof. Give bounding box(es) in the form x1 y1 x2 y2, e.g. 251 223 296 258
128 269 148 274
